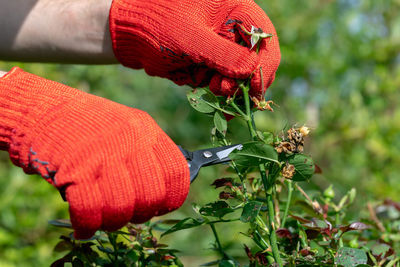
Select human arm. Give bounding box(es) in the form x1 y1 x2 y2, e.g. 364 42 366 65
0 0 117 63
0 0 281 98
0 67 190 239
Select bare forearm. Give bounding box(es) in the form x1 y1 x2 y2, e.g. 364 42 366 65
0 0 117 64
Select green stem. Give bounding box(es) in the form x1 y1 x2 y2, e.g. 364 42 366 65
239 84 258 139
240 84 283 266
281 180 294 228
222 138 249 200
336 213 344 248
230 101 248 119
210 223 225 257
267 195 283 266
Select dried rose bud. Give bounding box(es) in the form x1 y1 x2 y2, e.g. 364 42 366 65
287 128 303 144
251 97 275 111
282 163 295 179
275 141 296 154
299 126 310 137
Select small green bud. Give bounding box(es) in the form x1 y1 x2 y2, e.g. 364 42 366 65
349 238 359 248
323 185 335 199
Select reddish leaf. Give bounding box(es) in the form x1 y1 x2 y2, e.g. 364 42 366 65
305 229 320 240
211 178 233 189
255 252 269 266
321 227 338 238
219 191 235 200
163 255 176 261
323 204 329 219
244 244 255 261
314 164 323 174
383 199 400 211
299 249 315 256
289 215 312 224
276 228 292 239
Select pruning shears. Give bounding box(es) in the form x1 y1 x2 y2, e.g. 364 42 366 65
178 144 243 183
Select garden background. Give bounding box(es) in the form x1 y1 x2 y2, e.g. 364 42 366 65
0 0 399 266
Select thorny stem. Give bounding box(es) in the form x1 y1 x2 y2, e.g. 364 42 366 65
335 213 344 248
209 223 225 257
239 83 258 139
222 138 249 201
230 101 248 119
98 238 114 263
240 84 283 266
281 180 294 228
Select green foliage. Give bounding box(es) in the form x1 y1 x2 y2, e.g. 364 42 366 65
0 0 400 266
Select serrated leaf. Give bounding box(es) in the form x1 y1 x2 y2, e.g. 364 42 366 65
287 154 315 181
335 247 368 267
229 142 279 166
187 89 216 113
161 218 206 237
240 201 262 223
214 111 227 135
200 201 234 218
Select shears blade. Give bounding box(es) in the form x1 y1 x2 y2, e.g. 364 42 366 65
178 144 243 183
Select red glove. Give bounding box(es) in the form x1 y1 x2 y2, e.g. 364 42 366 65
0 68 190 239
109 0 281 99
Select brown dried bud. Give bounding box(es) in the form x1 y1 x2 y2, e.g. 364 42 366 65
275 141 296 154
282 163 295 179
287 128 303 144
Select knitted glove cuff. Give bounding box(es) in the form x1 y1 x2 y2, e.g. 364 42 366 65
0 67 81 166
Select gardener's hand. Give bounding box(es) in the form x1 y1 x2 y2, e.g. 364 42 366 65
0 68 190 239
0 0 280 99
110 0 281 98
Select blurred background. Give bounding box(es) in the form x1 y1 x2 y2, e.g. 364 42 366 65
0 0 399 265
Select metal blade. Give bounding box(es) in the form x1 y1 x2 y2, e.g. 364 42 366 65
216 144 243 160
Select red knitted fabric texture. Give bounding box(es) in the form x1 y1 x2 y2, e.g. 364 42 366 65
0 68 190 239
109 0 281 99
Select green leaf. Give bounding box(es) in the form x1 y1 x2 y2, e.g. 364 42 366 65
53 240 73 252
371 243 391 257
187 89 216 113
335 247 368 267
262 132 274 145
214 111 227 135
97 246 113 254
219 260 236 267
200 201 234 218
240 201 263 223
161 218 206 237
126 250 139 262
48 219 73 229
287 154 315 181
229 142 279 166
200 260 220 266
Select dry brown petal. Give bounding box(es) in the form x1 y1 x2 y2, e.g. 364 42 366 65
275 141 296 154
299 126 310 136
282 163 295 179
287 128 303 144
